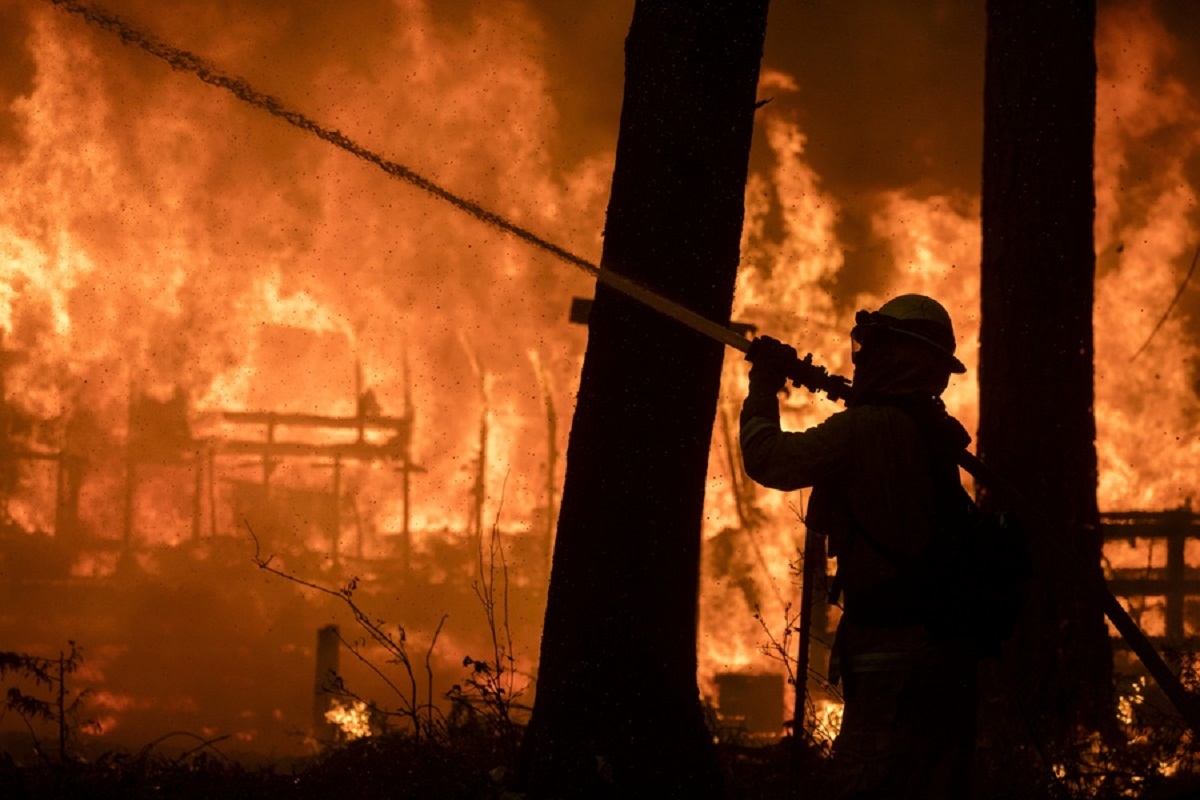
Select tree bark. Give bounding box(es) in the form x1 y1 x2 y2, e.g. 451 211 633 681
518 1 768 797
978 0 1113 746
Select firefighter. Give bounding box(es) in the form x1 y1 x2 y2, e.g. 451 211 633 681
740 294 978 800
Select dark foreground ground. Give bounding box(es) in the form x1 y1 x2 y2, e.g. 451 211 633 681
4 726 1200 800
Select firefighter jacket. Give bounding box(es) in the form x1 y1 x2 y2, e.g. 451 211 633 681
740 383 962 672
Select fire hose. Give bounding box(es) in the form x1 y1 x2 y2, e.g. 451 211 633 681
49 0 1200 736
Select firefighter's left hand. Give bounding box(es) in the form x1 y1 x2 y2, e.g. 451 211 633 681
747 335 798 394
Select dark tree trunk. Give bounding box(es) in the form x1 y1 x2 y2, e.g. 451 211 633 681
518 1 768 797
978 0 1113 745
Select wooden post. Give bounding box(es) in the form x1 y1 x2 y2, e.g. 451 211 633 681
402 351 413 578
532 351 558 581
192 448 203 541
793 526 822 745
332 455 342 569
313 625 340 746
1167 508 1186 641
263 416 276 489
546 397 557 580
354 497 364 560
123 385 136 556
354 359 367 443
208 445 217 538
475 401 487 542
57 650 67 761
401 464 412 577
54 453 64 540
718 403 749 529
467 347 488 544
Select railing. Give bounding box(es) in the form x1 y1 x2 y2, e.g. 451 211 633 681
1102 507 1200 643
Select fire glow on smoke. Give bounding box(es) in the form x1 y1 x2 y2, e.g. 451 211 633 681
0 0 1196 752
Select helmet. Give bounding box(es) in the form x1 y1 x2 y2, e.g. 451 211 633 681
852 294 966 374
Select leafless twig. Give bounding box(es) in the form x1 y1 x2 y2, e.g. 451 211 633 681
246 520 445 740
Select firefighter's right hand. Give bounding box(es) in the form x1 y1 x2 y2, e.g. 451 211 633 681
746 335 798 394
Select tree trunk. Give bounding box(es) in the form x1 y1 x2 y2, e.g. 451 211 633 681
978 0 1112 747
518 2 768 797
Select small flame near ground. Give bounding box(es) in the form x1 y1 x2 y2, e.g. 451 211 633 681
324 699 373 742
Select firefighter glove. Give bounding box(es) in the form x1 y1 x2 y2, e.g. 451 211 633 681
747 335 798 394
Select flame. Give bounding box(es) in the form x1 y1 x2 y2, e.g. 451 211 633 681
1093 0 1200 510
700 0 1200 714
1104 536 1168 571
1 1 602 538
700 72 982 703
812 698 843 745
1117 676 1146 726
0 0 602 751
699 91 845 692
324 699 372 741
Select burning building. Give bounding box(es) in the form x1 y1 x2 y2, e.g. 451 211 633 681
0 0 1198 757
